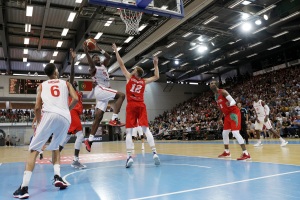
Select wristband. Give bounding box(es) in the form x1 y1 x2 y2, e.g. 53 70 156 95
100 49 106 54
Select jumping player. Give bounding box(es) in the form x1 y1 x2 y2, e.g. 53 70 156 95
112 43 160 168
252 94 288 147
83 41 125 152
13 63 78 199
209 80 251 160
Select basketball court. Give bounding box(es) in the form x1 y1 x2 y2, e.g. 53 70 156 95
1 140 300 199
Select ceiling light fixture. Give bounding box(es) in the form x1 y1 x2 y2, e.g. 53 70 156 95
53 51 58 56
255 19 262 25
50 60 55 63
194 56 203 60
124 36 134 43
166 42 177 48
281 11 300 22
249 42 262 48
174 53 184 58
162 60 170 65
228 0 244 9
197 64 205 69
80 54 86 59
203 16 218 25
75 61 80 65
24 38 29 44
23 49 28 54
256 5 276 16
138 24 147 31
263 14 269 20
292 37 300 41
141 59 149 63
78 66 82 70
267 45 280 50
26 63 30 67
189 46 198 50
26 6 33 17
25 24 31 32
117 47 122 51
94 32 103 39
229 60 239 64
197 45 208 53
242 0 251 5
213 58 221 62
23 57 27 62
229 21 243 30
229 51 239 56
61 28 69 36
247 53 257 58
75 0 83 3
67 12 76 22
182 32 193 37
56 41 63 47
174 60 179 65
241 22 252 32
272 31 288 38
253 26 267 34
180 63 189 67
210 48 220 53
153 50 162 56
241 13 250 20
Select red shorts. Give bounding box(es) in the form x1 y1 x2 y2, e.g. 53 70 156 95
223 111 241 131
126 102 148 128
68 110 82 134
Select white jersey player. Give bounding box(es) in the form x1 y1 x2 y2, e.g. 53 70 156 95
83 41 125 152
252 94 288 147
13 63 78 199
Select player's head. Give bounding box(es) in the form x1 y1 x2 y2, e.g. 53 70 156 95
209 80 219 90
44 63 58 78
132 66 144 78
253 94 258 101
237 102 242 109
92 54 101 66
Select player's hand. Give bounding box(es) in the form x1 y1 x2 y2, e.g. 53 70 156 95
83 42 88 52
153 56 158 65
70 48 76 59
112 43 117 51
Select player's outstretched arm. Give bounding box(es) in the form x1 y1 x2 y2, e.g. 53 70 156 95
67 82 79 110
34 85 43 124
69 48 76 85
144 56 159 84
83 42 96 74
96 44 111 67
112 43 131 80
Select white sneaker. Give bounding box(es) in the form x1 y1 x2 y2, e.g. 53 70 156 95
254 142 263 147
280 141 288 147
125 156 133 168
153 154 160 166
132 143 135 150
141 143 144 150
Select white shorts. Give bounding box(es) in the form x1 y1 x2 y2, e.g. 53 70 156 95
132 126 143 137
29 112 70 152
95 85 117 112
254 117 273 131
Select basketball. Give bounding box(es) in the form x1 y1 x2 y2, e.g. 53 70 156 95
85 38 96 51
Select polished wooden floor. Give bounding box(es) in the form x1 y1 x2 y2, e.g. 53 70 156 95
1 139 299 166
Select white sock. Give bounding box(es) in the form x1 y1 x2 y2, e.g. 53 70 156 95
152 147 157 154
88 135 94 142
243 150 249 155
53 164 60 176
279 137 284 142
21 171 32 188
225 149 230 153
112 113 118 120
127 151 132 159
39 151 43 155
74 156 79 161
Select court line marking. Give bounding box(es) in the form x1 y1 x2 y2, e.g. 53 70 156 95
130 170 300 200
62 163 210 185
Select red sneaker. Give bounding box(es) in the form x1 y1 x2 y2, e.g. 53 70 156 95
237 153 251 161
109 119 125 126
84 140 92 152
218 151 231 158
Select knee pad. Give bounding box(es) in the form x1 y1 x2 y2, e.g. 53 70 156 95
222 130 230 144
232 130 245 144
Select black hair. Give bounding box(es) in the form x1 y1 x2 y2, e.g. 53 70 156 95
44 63 56 77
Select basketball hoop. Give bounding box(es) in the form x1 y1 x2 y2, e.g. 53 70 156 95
119 9 143 35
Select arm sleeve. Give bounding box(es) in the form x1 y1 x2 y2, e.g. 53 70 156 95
264 105 270 115
225 95 236 106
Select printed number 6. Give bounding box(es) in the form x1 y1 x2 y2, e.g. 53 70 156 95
51 85 60 97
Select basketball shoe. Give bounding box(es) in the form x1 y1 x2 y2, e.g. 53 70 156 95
153 153 160 165
237 153 251 161
218 151 231 158
125 156 133 168
84 140 92 152
53 175 68 189
13 186 29 199
109 118 125 126
253 141 263 147
280 141 288 147
71 160 86 169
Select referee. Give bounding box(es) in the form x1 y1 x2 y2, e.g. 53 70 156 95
237 102 249 144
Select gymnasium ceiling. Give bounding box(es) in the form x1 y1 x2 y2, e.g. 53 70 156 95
0 0 300 83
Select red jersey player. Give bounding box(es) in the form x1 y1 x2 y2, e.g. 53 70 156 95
210 80 251 160
59 49 86 169
112 43 160 168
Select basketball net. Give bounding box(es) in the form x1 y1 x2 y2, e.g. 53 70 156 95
119 9 143 35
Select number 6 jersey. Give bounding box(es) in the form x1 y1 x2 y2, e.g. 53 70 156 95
41 79 71 123
126 75 145 102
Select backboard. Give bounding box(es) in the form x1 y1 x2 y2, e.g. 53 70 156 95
88 0 184 19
